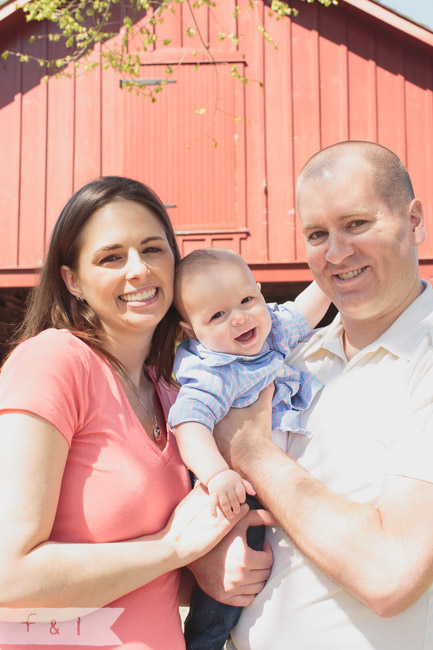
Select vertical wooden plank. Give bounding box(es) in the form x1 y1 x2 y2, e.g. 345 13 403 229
405 51 433 259
264 10 296 263
233 64 247 234
347 19 377 140
127 3 155 55
423 63 433 248
101 32 125 178
154 1 183 49
237 0 267 262
122 63 162 196
318 5 349 147
376 32 406 160
291 0 321 262
208 0 237 52
0 25 21 269
74 51 102 190
45 29 75 244
181 0 209 51
291 1 321 172
19 21 47 268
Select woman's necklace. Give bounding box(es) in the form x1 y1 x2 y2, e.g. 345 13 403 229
122 371 163 444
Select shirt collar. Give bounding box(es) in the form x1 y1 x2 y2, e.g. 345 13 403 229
303 281 433 363
187 339 270 367
302 315 346 361
375 281 433 360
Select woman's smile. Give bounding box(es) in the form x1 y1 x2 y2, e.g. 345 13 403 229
119 287 158 303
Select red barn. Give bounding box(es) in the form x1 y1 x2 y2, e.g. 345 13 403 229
0 0 433 351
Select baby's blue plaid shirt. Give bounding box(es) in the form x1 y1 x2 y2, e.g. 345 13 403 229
168 301 323 435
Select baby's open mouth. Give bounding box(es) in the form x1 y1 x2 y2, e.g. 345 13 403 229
235 327 256 342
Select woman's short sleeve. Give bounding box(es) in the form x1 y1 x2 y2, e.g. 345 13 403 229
0 330 90 446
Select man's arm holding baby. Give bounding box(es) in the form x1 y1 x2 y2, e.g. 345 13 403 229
211 385 433 616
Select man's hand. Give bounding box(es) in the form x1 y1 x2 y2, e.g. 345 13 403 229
188 508 275 606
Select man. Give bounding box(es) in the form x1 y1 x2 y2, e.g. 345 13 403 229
191 141 433 649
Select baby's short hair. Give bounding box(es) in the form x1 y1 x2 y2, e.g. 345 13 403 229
175 247 249 287
174 248 250 318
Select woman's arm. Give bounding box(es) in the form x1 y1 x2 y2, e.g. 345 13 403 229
0 412 247 609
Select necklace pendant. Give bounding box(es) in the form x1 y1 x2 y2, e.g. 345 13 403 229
153 424 162 444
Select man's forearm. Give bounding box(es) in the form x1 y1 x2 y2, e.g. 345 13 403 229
219 421 433 617
231 436 380 593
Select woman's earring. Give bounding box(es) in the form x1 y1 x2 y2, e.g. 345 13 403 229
76 295 85 303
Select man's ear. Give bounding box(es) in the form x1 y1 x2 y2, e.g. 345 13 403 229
256 282 262 291
179 320 196 339
409 198 426 247
60 265 83 299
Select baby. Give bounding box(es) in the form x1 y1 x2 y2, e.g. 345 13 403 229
169 248 330 650
169 247 330 519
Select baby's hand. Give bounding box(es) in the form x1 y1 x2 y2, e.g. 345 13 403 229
207 469 255 519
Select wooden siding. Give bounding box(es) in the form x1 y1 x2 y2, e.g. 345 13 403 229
0 0 433 287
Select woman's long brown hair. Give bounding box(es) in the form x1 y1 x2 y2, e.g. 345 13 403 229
9 176 181 384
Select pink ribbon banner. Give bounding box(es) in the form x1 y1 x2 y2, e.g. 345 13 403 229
0 608 124 645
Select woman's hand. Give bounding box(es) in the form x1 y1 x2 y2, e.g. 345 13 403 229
163 483 248 566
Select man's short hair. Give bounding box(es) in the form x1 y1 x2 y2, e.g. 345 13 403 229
297 141 414 213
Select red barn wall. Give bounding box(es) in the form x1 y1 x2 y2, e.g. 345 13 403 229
0 0 432 288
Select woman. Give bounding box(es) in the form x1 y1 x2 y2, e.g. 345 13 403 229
0 177 246 649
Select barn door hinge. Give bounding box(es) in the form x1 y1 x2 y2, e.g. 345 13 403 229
119 79 177 88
